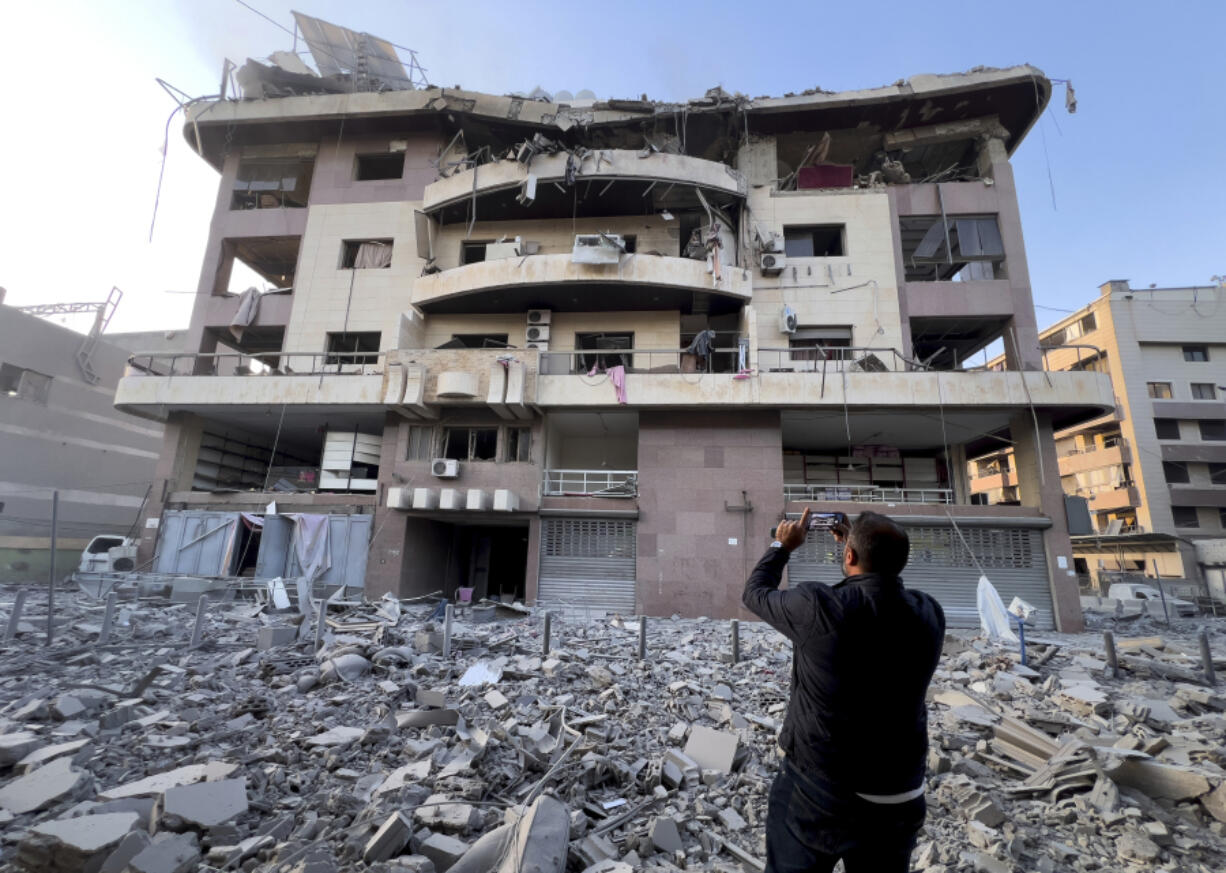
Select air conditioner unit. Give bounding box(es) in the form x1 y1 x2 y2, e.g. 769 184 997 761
779 306 798 334
431 458 460 478
760 252 787 275
526 309 552 325
525 324 551 342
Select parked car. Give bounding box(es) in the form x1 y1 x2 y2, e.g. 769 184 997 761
1107 583 1197 617
77 536 138 574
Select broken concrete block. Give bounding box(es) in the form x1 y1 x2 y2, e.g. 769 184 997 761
967 797 1006 828
98 761 238 800
100 830 151 873
717 807 746 830
581 862 633 873
541 658 562 677
127 832 201 873
649 816 684 853
397 709 460 728
0 754 92 814
364 812 413 863
1116 830 1161 863
572 834 618 868
483 689 509 710
414 795 480 834
417 687 448 708
19 812 139 873
320 653 371 683
99 698 144 730
305 725 366 747
257 625 297 650
663 749 701 787
683 725 737 773
15 738 92 774
1202 782 1226 824
376 760 432 796
0 730 43 766
586 665 613 688
159 778 248 829
419 832 469 872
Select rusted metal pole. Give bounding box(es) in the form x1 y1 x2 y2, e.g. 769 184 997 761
1201 630 1217 687
731 619 740 664
46 491 58 646
542 611 552 656
1104 630 1118 679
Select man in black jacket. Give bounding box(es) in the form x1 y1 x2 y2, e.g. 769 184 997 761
742 508 945 873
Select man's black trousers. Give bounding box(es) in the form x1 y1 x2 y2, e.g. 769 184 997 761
765 760 925 873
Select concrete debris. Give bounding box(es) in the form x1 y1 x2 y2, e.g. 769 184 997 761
0 584 1223 872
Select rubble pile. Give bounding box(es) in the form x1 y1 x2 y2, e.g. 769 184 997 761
0 582 1224 872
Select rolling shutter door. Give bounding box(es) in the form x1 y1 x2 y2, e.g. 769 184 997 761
788 524 1054 629
286 514 372 590
538 518 636 614
152 510 240 577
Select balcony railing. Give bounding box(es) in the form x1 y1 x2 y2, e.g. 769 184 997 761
543 469 638 497
758 347 921 373
125 350 387 378
539 347 746 376
785 484 953 504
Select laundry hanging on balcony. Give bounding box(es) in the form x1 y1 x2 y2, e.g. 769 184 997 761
229 287 261 341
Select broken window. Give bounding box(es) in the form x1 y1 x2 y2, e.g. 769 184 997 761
788 326 852 363
0 363 51 404
1046 313 1097 346
406 425 434 461
1172 506 1200 528
354 153 405 181
231 158 313 209
1147 382 1173 399
214 236 300 296
575 332 633 373
459 241 493 265
1163 461 1190 484
445 334 510 349
1209 463 1226 485
1183 345 1209 362
504 427 531 463
899 215 1005 282
442 427 498 462
1154 418 1181 440
783 225 845 257
325 331 380 365
340 239 393 269
1192 383 1217 400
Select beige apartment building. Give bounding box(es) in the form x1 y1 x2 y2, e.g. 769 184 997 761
970 280 1226 592
112 33 1112 630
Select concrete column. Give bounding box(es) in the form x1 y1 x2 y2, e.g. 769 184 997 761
1011 410 1083 631
135 413 206 568
948 444 970 505
364 505 408 599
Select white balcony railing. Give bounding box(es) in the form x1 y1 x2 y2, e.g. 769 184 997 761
785 483 953 505
544 469 638 497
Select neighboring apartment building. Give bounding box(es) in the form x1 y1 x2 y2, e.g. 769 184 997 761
112 44 1114 630
0 297 180 582
970 280 1226 591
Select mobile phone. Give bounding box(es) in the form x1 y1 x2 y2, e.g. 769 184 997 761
770 512 848 538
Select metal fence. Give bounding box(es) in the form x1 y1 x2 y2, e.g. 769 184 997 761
538 348 745 376
757 346 915 373
784 483 954 505
124 350 387 378
543 469 638 497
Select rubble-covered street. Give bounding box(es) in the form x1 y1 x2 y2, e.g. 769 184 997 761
1 584 1224 872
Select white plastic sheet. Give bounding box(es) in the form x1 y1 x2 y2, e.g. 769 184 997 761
977 574 1018 642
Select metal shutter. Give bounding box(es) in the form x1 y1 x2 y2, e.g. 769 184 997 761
286 514 372 590
788 524 1054 629
538 518 637 614
152 510 240 577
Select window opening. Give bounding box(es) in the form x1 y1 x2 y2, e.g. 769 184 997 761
788 326 852 363
1163 461 1190 484
1191 383 1217 400
355 153 404 181
783 225 845 258
442 427 499 462
340 239 393 269
1209 463 1226 485
504 428 531 462
1200 420 1226 441
1153 419 1181 440
460 240 493 265
575 332 633 373
1147 382 1173 399
445 334 510 349
406 425 434 461
231 158 313 209
0 364 51 404
1183 346 1209 362
325 331 380 365
1172 506 1200 527
899 214 1004 282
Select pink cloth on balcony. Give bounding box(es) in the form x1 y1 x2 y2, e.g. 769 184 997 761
608 365 627 404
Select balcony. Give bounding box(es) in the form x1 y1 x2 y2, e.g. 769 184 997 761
543 469 638 497
1151 399 1226 421
421 149 746 215
114 350 388 419
785 484 953 505
1166 487 1226 508
968 469 1015 492
1057 441 1131 475
410 253 752 314
1087 486 1140 512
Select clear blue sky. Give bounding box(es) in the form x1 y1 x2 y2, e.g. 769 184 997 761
2 0 1222 334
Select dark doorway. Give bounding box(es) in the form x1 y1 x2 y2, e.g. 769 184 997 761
462 525 529 602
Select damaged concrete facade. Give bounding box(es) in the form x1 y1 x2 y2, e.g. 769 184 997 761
115 65 1114 630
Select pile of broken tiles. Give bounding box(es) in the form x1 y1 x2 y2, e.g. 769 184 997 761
0 581 1224 872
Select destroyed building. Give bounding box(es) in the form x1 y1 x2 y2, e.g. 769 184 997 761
113 38 1114 630
969 280 1226 598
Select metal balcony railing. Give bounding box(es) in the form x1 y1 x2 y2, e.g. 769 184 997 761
785 484 953 504
758 346 918 373
124 350 387 378
539 347 746 376
543 469 638 497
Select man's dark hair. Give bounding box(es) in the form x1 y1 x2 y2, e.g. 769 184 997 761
846 511 910 576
